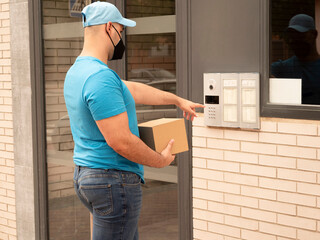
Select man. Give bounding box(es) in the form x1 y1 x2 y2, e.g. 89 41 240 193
271 14 320 104
64 2 203 240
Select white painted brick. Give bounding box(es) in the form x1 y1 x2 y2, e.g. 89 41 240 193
193 168 223 181
224 193 259 208
241 185 276 200
298 206 320 220
277 214 316 230
241 142 276 155
278 168 317 183
193 219 207 231
259 132 296 145
193 116 205 127
193 178 207 189
241 207 276 223
193 208 224 223
259 177 296 192
318 197 320 208
259 199 296 215
225 215 258 231
192 137 206 147
259 155 296 169
193 188 224 202
277 191 316 207
193 229 224 240
207 201 241 216
297 159 320 172
224 151 258 164
192 157 207 168
260 120 277 133
278 122 317 136
241 229 276 240
208 180 240 194
193 126 223 138
297 182 320 196
224 130 258 142
297 230 320 240
297 135 320 148
193 198 208 210
224 172 258 186
207 138 240 151
318 149 320 160
278 145 317 159
193 147 223 160
208 222 241 238
259 222 296 239
241 164 276 178
207 159 240 173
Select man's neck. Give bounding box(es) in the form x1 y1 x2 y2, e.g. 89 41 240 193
80 40 109 65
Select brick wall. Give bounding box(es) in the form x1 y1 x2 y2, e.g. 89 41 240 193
0 0 16 239
192 116 320 240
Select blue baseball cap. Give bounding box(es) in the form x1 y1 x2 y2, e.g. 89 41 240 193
287 14 315 32
82 1 136 28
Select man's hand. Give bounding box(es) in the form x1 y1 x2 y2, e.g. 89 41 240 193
177 99 205 121
160 139 176 167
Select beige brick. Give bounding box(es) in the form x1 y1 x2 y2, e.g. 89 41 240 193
260 120 277 132
259 177 296 192
0 209 15 221
224 130 258 142
207 159 239 173
193 168 223 181
298 206 320 220
278 122 317 136
193 219 207 231
224 151 258 164
259 199 296 215
208 222 241 238
0 232 8 240
193 188 224 202
193 126 224 138
278 145 316 159
207 201 241 216
208 180 240 194
193 229 224 240
207 138 240 151
297 229 320 240
260 222 296 238
193 198 208 210
192 158 207 168
241 164 276 178
1 4 9 12
318 149 320 160
241 229 276 240
298 159 320 172
278 191 316 207
259 132 296 145
224 172 258 186
241 185 276 200
193 147 223 160
241 207 276 222
225 215 258 231
241 142 276 155
259 155 296 169
297 135 320 148
0 166 13 175
193 178 207 189
297 182 320 196
278 168 316 183
224 193 258 208
192 116 205 127
192 137 206 147
278 214 316 230
193 208 224 223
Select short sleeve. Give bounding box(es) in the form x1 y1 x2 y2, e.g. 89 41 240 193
82 70 126 121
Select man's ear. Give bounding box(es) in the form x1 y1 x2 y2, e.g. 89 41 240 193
105 22 113 34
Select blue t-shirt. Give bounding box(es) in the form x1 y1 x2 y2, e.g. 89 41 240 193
64 56 144 182
271 56 320 104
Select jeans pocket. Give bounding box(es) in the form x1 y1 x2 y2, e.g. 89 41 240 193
79 184 113 216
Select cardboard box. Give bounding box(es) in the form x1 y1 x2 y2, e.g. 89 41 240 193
138 118 189 154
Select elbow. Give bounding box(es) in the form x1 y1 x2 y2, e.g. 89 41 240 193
107 137 130 155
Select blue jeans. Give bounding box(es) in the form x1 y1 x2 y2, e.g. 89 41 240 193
73 166 142 240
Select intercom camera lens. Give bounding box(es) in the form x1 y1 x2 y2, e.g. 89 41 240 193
209 85 213 90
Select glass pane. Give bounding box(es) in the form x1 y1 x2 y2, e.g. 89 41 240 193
125 0 178 239
270 0 320 105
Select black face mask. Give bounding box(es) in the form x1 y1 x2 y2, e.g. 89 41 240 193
290 41 312 59
107 25 125 60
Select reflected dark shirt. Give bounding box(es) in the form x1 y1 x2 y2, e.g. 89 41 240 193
271 56 320 104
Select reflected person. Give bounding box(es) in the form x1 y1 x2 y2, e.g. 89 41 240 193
271 14 320 104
